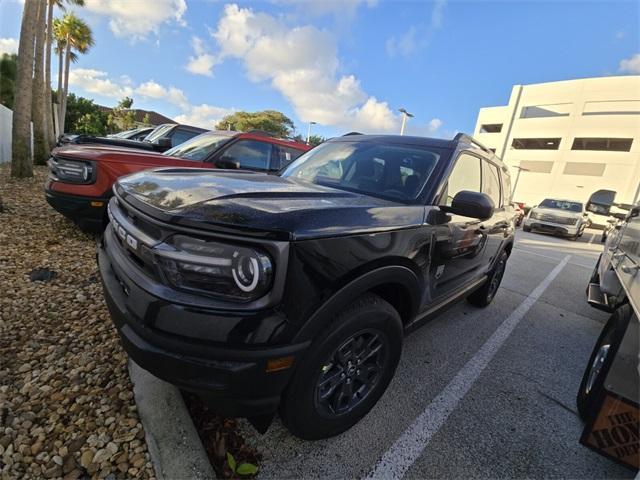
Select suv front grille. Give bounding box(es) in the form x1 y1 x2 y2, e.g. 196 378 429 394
532 212 577 225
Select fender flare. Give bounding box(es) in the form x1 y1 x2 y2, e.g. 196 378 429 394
292 265 421 343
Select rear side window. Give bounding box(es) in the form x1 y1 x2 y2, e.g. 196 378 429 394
482 160 501 207
501 169 512 204
273 146 305 170
443 154 481 206
222 140 272 170
170 129 199 147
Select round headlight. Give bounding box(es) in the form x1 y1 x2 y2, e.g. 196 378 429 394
232 251 269 292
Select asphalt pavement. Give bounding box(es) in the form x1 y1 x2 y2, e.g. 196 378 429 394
238 228 635 479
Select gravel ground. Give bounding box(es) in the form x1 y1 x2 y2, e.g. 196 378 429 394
0 166 155 480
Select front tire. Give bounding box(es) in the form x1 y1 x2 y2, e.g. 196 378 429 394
467 250 509 308
280 294 403 440
576 305 631 421
523 225 531 232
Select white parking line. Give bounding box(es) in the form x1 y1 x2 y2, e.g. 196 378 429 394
588 233 596 244
514 247 593 269
365 255 572 480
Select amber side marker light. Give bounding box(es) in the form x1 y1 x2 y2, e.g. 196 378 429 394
266 356 294 372
91 201 104 207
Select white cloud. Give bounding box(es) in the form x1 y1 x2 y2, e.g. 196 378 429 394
385 0 446 58
427 118 442 133
386 27 417 58
619 53 640 74
273 0 377 19
185 36 216 77
136 80 189 109
83 0 186 39
174 104 234 129
68 68 134 98
67 67 232 129
210 3 398 133
0 38 18 55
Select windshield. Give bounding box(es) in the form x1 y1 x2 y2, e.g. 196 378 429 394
144 124 175 143
281 140 442 202
163 133 234 161
539 199 583 212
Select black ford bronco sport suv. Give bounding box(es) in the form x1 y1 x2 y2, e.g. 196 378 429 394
98 133 516 439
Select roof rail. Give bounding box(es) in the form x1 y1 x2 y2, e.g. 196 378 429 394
453 133 494 155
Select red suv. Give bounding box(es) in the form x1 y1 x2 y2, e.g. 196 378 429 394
45 131 312 231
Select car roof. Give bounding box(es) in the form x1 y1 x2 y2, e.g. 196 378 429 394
191 130 311 151
328 134 455 149
541 198 583 204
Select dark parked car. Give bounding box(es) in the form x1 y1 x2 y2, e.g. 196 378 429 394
57 123 207 152
107 127 155 141
45 131 311 231
98 133 515 439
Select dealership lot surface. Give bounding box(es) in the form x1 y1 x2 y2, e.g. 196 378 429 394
239 229 634 479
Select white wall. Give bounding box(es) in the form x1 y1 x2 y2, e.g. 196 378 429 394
0 104 12 163
474 76 640 206
0 104 35 164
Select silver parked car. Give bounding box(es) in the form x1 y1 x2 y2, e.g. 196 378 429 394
523 198 588 239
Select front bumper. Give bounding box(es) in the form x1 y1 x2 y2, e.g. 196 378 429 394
524 218 580 236
45 184 109 231
98 229 308 417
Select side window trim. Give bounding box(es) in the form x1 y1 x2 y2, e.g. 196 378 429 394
437 150 483 206
481 158 504 209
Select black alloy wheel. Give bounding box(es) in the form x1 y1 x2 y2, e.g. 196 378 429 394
314 329 387 418
467 250 509 307
280 293 402 440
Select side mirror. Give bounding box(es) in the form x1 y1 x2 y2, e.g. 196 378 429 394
215 156 241 170
586 189 617 216
441 191 495 220
155 137 172 148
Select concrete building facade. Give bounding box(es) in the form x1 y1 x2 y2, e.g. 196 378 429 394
473 76 640 207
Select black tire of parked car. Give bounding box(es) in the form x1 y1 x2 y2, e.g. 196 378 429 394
523 225 531 232
280 293 403 440
467 250 509 308
576 304 631 421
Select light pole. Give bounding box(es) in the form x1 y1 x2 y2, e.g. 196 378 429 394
511 165 530 199
306 121 317 144
399 108 414 136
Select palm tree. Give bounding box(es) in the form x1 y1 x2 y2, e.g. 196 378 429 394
45 0 85 146
12 0 39 178
54 12 93 134
32 0 49 165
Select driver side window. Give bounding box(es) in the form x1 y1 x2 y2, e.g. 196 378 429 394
443 154 481 206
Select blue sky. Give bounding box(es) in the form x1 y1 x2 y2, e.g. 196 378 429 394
1 0 638 138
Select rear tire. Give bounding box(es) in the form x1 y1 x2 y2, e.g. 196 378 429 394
576 305 631 421
280 294 403 440
467 250 508 308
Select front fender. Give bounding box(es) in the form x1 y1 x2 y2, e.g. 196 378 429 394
292 265 421 343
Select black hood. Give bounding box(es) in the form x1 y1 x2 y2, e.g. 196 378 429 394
115 168 426 240
59 134 159 151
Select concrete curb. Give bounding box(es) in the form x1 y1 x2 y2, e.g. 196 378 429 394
128 360 216 480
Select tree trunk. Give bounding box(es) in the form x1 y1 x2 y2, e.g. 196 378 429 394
59 41 71 135
44 0 55 147
32 0 48 166
57 44 64 135
11 0 38 179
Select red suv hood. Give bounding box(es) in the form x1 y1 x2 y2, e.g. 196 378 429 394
52 144 168 163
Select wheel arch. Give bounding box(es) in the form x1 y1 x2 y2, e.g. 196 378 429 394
292 265 421 343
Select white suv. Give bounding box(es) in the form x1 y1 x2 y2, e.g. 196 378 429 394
523 198 588 239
